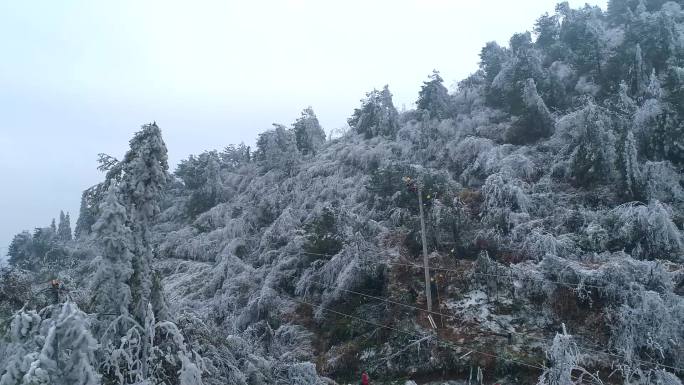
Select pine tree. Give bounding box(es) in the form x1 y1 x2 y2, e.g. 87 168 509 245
57 211 72 242
347 85 399 139
504 78 554 144
568 102 618 186
255 124 299 174
74 191 94 239
0 309 42 385
631 44 649 96
220 143 251 169
293 107 326 155
534 13 560 49
479 41 508 84
619 130 642 200
176 151 225 217
90 187 133 320
118 123 168 324
417 70 451 119
53 302 100 385
1 303 100 385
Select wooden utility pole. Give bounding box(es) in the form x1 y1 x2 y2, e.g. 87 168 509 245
50 279 60 371
417 184 432 313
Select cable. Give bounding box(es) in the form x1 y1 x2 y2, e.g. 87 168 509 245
304 277 684 373
305 278 451 320
298 250 606 290
288 294 605 385
296 252 684 373
287 294 545 371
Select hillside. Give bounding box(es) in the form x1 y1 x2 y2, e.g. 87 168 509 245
2 1 684 385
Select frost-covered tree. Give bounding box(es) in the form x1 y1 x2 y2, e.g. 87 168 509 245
176 151 225 217
535 13 561 49
1 302 100 385
75 154 125 239
480 42 509 84
118 123 169 323
504 78 554 144
104 305 204 385
607 0 636 24
617 130 642 200
417 70 451 119
57 211 72 242
255 124 299 175
75 190 96 239
610 290 684 379
556 102 617 186
537 324 603 385
220 143 251 169
293 107 326 155
607 201 683 261
90 187 133 320
0 309 42 385
6 231 33 269
7 225 67 272
481 172 530 233
557 4 607 81
490 34 545 114
348 85 399 139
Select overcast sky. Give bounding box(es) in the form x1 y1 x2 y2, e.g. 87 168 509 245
0 0 606 254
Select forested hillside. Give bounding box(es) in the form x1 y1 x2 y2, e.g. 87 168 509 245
2 1 684 384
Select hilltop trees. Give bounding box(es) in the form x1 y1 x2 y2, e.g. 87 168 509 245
3 1 684 384
255 124 299 175
176 151 225 218
57 211 72 242
348 85 399 139
417 70 451 119
118 123 169 323
293 107 326 155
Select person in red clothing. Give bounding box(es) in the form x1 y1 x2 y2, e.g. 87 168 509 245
360 370 370 385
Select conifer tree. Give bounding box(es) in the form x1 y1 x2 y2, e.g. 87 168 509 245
118 123 168 323
0 309 42 385
0 303 100 385
90 187 134 320
255 124 299 175
569 102 618 186
75 191 94 239
505 78 554 144
57 211 72 242
348 85 399 139
619 130 642 200
293 107 326 155
417 70 451 119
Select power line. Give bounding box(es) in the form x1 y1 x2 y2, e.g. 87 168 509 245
296 251 684 373
287 294 544 371
298 250 606 290
287 294 604 385
302 277 684 373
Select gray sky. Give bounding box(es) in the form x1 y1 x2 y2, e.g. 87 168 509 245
0 0 606 254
